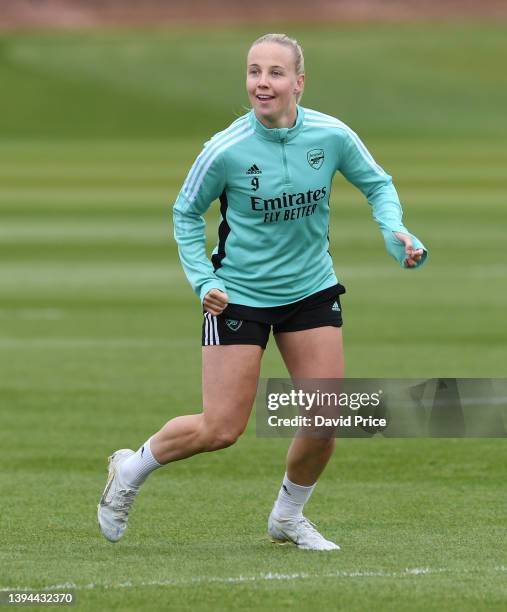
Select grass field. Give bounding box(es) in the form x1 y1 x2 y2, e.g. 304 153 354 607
0 24 506 611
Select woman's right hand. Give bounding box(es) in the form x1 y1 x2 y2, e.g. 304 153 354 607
203 289 229 316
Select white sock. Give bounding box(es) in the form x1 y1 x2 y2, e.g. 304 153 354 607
272 473 316 519
119 438 162 488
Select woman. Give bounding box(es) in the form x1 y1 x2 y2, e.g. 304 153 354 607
98 33 426 550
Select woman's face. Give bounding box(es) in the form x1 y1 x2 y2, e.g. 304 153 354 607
246 42 304 126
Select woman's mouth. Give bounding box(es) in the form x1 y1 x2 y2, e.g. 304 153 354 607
256 94 275 101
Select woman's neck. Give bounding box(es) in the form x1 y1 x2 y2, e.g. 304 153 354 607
256 105 297 129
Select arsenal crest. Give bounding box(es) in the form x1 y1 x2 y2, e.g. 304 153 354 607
307 149 324 170
225 319 243 331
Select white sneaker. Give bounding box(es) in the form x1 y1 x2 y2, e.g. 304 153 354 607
97 449 138 542
268 510 340 551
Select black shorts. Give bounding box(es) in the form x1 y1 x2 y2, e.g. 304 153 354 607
202 283 345 349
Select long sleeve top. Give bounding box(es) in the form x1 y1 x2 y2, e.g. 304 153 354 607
173 106 427 307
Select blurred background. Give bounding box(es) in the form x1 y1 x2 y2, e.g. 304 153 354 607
1 1 506 608
1 1 506 379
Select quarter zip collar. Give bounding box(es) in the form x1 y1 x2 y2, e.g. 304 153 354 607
250 106 304 142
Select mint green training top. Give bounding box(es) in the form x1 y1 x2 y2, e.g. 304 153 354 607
173 106 427 307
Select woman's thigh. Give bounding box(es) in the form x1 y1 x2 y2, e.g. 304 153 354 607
274 326 344 379
275 327 344 441
202 344 264 435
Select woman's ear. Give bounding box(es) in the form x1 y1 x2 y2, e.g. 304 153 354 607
295 73 305 95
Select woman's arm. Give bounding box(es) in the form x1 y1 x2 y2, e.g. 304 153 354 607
173 150 228 301
337 128 428 269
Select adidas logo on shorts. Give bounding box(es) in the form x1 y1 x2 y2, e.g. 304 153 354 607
331 301 341 312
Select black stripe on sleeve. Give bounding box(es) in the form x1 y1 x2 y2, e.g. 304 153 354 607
211 190 230 271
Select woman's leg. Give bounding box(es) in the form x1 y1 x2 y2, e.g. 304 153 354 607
275 326 344 485
151 344 263 462
98 344 263 542
267 326 343 550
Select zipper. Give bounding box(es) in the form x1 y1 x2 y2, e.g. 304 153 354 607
280 136 291 185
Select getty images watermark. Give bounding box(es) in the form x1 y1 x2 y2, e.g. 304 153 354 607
256 379 507 437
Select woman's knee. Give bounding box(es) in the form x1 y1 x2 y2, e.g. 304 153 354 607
203 426 246 451
205 430 241 451
200 412 248 451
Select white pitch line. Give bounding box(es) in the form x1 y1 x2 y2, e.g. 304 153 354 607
2 566 506 592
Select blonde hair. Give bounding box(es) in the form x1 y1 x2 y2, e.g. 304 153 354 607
249 33 305 103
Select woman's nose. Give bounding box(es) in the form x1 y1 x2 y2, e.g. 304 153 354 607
257 72 268 87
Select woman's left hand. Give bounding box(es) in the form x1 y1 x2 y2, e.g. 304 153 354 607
393 232 424 268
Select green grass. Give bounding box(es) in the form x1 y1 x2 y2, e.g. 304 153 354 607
1 24 506 611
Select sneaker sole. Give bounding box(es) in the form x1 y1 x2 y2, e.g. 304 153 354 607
269 537 291 545
268 521 340 551
97 455 118 541
101 455 116 498
97 450 133 542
